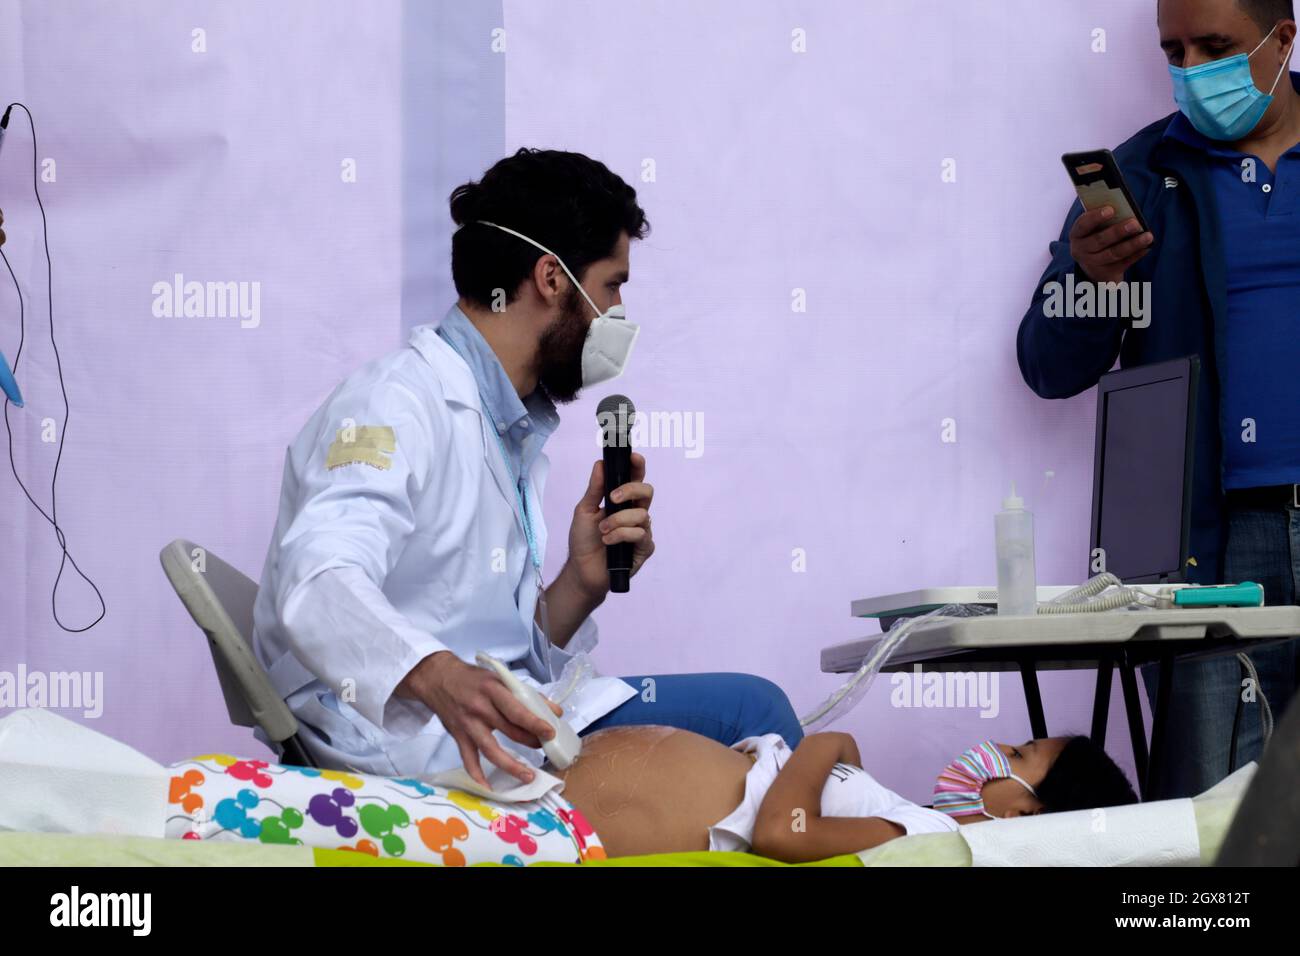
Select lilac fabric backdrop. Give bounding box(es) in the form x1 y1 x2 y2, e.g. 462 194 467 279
0 0 1175 803
502 0 1173 802
0 0 407 760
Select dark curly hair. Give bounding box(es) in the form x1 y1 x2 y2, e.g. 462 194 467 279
448 148 649 310
1036 735 1141 812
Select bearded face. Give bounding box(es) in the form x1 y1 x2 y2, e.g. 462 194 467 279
535 284 591 404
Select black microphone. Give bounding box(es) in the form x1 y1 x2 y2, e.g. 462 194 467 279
597 394 636 593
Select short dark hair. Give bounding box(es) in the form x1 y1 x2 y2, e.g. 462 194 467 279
1237 0 1295 31
448 148 649 310
1036 736 1141 812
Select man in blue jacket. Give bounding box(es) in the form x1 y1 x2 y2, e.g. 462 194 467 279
1018 0 1299 798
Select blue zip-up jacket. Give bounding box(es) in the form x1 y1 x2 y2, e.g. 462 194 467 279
1013 80 1300 585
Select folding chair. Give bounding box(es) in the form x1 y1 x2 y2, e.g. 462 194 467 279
159 538 317 767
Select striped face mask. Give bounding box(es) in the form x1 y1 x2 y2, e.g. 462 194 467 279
933 741 1038 819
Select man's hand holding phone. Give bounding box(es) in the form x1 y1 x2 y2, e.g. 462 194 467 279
1069 205 1154 284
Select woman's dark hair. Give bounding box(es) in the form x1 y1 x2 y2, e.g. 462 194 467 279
1036 735 1141 812
449 148 649 310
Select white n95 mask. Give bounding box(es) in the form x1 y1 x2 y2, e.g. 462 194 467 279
581 303 639 387
475 220 640 387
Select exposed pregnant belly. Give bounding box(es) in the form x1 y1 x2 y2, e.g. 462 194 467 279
548 726 754 857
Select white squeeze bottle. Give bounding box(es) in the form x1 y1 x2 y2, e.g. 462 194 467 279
995 483 1037 616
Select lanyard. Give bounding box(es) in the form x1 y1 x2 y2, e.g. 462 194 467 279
488 418 544 579
439 333 551 643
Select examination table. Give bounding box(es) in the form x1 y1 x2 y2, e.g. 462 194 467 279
0 761 1252 868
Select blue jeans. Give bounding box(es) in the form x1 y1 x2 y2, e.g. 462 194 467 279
580 672 805 750
1142 502 1300 799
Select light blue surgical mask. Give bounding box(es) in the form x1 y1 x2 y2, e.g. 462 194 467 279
1169 22 1293 141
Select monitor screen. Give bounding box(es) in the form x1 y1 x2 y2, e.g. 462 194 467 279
1095 374 1190 582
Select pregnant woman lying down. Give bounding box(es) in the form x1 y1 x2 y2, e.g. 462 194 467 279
546 727 1140 861
160 722 1139 864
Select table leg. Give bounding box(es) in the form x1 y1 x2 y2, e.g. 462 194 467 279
1019 658 1048 739
1146 654 1174 800
1119 654 1150 800
1091 658 1113 744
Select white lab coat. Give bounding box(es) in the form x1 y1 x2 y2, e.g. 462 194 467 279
251 322 636 776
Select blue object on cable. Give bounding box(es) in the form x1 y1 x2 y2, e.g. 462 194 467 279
0 350 22 406
1173 581 1264 608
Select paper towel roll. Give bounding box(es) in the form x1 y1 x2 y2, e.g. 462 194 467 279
959 797 1201 867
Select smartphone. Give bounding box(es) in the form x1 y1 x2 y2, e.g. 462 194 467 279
1061 149 1149 233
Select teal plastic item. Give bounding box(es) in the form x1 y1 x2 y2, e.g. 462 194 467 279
0 350 21 407
1174 582 1264 608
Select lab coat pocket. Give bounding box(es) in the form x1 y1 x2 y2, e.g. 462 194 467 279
295 689 368 757
380 716 459 778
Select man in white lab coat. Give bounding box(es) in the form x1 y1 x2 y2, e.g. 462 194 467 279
252 149 803 787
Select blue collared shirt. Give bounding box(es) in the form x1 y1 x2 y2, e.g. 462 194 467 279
434 304 559 484
1164 110 1300 489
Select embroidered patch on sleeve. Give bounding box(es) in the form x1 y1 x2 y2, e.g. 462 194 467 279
326 425 397 471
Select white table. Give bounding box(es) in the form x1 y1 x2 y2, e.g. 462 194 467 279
821 606 1300 799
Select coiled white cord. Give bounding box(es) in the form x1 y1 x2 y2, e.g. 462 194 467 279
1035 572 1174 613
1044 576 1274 752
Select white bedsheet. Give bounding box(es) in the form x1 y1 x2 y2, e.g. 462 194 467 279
0 709 168 839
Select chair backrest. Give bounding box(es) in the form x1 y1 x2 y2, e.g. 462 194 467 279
158 538 300 744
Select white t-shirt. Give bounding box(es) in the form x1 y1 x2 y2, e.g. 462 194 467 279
708 733 958 853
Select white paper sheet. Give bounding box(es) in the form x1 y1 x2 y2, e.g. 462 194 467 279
0 709 168 839
960 798 1201 867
